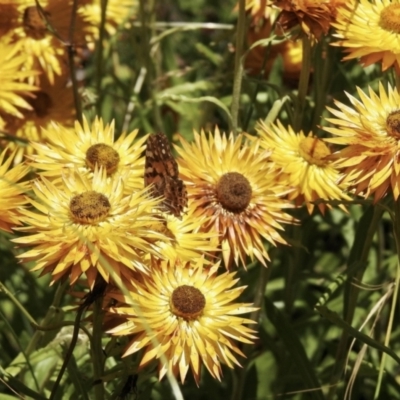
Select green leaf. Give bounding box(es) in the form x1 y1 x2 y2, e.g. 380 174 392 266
264 298 325 400
315 305 400 365
0 373 47 400
159 94 232 123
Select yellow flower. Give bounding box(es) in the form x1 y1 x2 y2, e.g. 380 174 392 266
332 0 400 72
149 208 219 264
1 73 75 165
324 83 400 202
2 1 86 84
79 0 138 44
29 116 146 193
107 259 258 385
274 0 346 39
0 147 30 232
243 0 269 22
13 169 169 288
176 129 294 268
0 36 38 118
256 120 351 213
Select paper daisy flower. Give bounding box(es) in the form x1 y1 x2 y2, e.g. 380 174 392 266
256 120 351 213
149 209 219 264
176 129 294 268
3 1 86 84
324 83 400 202
0 36 38 118
29 116 146 193
274 0 346 39
244 0 269 22
13 169 169 288
1 73 75 165
9 7 64 84
107 259 258 385
0 147 30 232
332 0 400 72
79 0 137 45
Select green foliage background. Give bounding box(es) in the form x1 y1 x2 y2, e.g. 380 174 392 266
1 0 400 399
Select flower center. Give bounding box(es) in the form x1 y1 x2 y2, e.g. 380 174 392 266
386 111 400 138
27 91 52 118
86 143 120 175
298 136 331 166
216 172 252 213
379 4 400 34
69 191 111 224
170 285 206 320
23 6 48 40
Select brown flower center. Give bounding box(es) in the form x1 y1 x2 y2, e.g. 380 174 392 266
86 143 120 175
69 191 111 224
170 285 206 320
386 111 400 138
216 172 252 213
23 6 48 40
379 4 400 34
298 136 331 166
27 91 53 118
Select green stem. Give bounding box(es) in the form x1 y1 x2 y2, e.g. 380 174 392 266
138 0 163 132
293 36 312 132
95 0 109 115
243 44 272 131
68 0 82 123
26 281 68 354
230 0 247 136
374 198 400 398
230 265 271 400
91 296 105 400
5 280 67 394
33 0 82 121
311 39 330 132
327 205 384 400
0 309 40 390
49 306 85 400
284 221 303 314
0 281 36 326
3 280 68 365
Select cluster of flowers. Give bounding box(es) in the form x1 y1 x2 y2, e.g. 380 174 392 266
0 0 134 163
2 0 400 388
245 0 400 205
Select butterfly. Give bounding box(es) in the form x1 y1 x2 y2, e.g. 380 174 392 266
144 133 187 218
23 6 48 40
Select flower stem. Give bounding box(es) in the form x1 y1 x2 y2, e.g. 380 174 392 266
49 305 85 400
374 198 400 398
95 0 109 116
231 0 247 136
68 0 83 123
0 280 36 326
91 296 105 400
230 264 271 400
293 36 312 132
27 282 67 354
327 204 384 400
